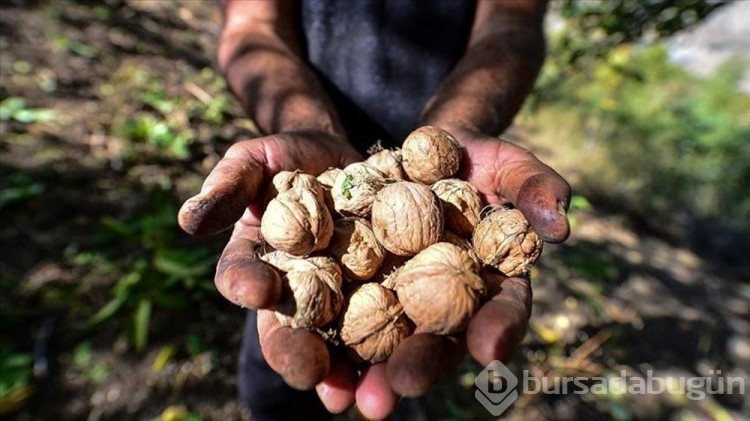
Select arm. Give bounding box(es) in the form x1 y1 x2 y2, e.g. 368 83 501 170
218 0 345 138
421 0 570 244
421 0 547 136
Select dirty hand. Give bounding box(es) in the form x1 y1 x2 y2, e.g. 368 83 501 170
364 126 572 416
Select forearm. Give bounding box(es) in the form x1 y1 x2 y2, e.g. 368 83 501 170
218 0 345 138
420 0 547 138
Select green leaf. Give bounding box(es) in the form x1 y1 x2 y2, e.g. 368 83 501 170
133 299 152 352
0 352 32 398
84 295 127 329
0 97 26 120
341 174 354 199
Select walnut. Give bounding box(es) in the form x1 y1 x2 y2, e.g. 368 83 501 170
374 252 410 289
338 283 412 364
472 207 543 277
317 167 343 213
262 255 344 329
366 149 405 180
269 170 325 204
392 243 485 335
332 162 390 217
431 179 482 237
440 230 481 269
371 181 443 256
401 126 461 184
327 217 385 281
260 187 333 256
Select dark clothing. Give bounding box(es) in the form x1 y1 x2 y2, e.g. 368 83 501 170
238 311 331 421
240 1 477 419
300 0 476 150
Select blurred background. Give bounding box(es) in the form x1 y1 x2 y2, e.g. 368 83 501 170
1 0 748 419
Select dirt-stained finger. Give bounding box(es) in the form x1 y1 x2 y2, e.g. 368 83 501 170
466 274 532 366
516 172 571 243
386 333 465 397
178 140 267 236
257 310 330 390
214 217 281 309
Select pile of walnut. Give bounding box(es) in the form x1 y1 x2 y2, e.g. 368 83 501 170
258 126 543 365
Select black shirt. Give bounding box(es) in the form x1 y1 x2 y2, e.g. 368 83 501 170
299 0 476 151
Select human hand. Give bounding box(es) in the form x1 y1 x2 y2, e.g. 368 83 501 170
329 126 571 417
178 127 570 419
178 131 396 418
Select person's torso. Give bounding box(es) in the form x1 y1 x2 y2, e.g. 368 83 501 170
300 0 476 150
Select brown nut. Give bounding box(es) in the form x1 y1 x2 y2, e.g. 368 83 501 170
472 207 543 277
263 255 344 329
270 170 325 204
260 187 334 256
371 181 443 256
338 283 412 364
366 149 405 180
317 167 343 213
401 126 461 184
440 230 481 269
431 179 482 237
332 162 390 217
328 217 385 281
394 243 485 335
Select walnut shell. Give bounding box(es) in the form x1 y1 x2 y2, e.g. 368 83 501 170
338 283 412 364
366 149 405 180
328 217 385 281
393 243 486 335
441 230 481 269
263 255 344 329
401 126 461 184
270 170 325 204
472 207 543 277
332 162 390 217
317 167 343 213
371 181 443 256
260 187 333 256
431 179 482 237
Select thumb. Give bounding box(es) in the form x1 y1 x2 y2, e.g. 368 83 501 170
178 139 267 236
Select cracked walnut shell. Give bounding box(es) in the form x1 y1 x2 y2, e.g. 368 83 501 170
328 217 385 281
431 179 482 237
262 255 344 329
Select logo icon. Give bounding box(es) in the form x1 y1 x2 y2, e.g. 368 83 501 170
475 360 519 416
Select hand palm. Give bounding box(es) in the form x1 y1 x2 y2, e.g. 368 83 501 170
178 129 570 419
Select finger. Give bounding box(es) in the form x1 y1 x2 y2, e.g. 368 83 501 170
386 333 464 397
516 171 571 243
491 142 570 243
214 214 282 309
467 273 532 366
466 140 571 243
355 363 398 420
257 309 330 390
315 351 357 414
178 139 267 236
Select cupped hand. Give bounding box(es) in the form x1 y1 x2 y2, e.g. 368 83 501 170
178 131 397 419
178 128 571 419
378 126 572 407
